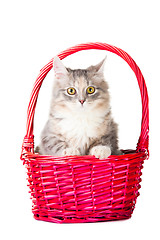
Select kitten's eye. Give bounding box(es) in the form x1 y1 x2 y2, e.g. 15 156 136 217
67 87 76 95
86 86 95 94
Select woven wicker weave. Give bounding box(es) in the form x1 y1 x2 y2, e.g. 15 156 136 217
21 42 149 223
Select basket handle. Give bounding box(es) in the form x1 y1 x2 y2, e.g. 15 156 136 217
22 42 149 155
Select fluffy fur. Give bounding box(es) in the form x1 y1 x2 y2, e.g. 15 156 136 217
36 56 121 159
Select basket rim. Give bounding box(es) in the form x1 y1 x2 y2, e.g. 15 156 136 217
22 149 148 165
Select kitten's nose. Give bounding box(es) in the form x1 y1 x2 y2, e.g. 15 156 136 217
79 100 85 105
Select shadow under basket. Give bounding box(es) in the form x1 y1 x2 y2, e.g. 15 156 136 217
20 42 149 223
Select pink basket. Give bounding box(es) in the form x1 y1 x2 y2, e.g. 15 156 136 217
21 42 149 223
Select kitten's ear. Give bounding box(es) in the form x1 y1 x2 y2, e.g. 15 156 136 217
88 56 107 74
53 56 68 79
94 56 107 73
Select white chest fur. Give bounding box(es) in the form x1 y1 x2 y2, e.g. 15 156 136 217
57 109 106 154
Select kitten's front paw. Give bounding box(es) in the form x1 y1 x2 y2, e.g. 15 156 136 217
62 148 80 156
90 145 111 159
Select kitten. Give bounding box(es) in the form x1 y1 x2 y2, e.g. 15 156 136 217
36 56 121 159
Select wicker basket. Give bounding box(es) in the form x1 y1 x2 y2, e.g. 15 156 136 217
21 42 149 223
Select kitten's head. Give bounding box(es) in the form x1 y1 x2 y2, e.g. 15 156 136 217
51 56 110 115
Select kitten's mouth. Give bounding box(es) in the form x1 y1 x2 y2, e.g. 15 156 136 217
79 102 86 110
79 104 84 108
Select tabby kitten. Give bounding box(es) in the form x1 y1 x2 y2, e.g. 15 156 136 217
36 56 121 159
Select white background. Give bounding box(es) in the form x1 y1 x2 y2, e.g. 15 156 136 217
0 0 160 239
